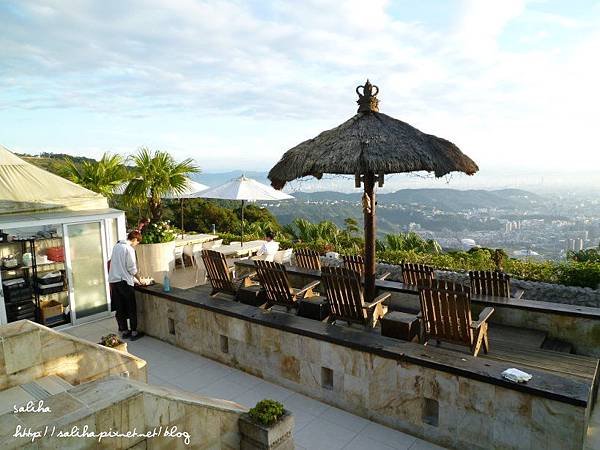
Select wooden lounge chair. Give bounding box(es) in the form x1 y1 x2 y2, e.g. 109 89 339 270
322 266 390 328
254 260 320 311
342 254 391 280
202 249 255 297
294 248 322 271
469 270 524 299
418 280 494 357
401 263 434 286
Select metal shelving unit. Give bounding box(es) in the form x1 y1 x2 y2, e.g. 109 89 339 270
1 238 39 323
1 238 70 327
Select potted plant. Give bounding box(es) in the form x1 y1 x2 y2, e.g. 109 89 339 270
239 399 294 450
99 333 127 352
135 220 179 281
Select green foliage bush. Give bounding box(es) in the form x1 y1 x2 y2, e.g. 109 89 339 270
141 221 178 244
377 248 600 288
248 399 285 426
567 248 600 263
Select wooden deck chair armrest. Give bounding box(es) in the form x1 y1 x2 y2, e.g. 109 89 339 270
296 280 321 298
377 272 392 280
234 271 256 282
511 287 525 299
364 292 391 309
470 307 495 329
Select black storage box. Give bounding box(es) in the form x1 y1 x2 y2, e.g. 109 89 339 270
36 282 64 295
3 280 33 302
35 272 63 285
3 278 27 290
297 296 330 321
236 285 268 307
6 299 35 315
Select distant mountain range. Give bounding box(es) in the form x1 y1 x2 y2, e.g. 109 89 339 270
290 188 543 212
194 170 270 186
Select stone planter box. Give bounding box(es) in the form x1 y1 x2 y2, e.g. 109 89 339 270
239 411 294 450
135 241 176 282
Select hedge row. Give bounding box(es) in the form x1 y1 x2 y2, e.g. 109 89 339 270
216 233 600 289
378 249 600 289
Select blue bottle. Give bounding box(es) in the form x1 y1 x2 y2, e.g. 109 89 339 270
163 273 171 292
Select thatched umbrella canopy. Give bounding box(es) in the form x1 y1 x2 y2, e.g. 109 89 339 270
268 80 478 302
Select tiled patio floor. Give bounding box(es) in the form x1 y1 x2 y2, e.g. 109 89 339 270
63 315 445 450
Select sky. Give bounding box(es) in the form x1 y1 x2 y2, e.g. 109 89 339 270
1 1 600 188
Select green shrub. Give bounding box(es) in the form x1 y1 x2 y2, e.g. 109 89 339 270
248 399 285 426
556 262 600 288
141 221 178 244
100 334 123 348
376 249 600 289
567 248 600 263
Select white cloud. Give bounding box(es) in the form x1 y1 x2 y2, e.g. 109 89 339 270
0 0 599 176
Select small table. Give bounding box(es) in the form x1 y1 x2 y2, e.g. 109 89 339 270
174 234 219 247
381 311 420 342
214 241 266 257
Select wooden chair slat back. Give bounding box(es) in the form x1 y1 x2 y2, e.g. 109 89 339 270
255 260 295 307
401 263 435 286
295 249 321 271
343 255 365 277
322 266 367 325
469 270 511 297
419 283 473 347
202 249 234 294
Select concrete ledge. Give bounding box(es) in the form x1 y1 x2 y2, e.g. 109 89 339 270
1 376 246 449
136 284 596 449
137 284 592 408
0 320 147 390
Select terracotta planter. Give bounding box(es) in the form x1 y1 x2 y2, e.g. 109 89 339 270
135 241 177 282
239 411 294 450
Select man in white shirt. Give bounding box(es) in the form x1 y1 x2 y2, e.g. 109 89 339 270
256 231 279 262
108 230 143 340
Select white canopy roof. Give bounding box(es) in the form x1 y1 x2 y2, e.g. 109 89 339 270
196 175 294 201
113 178 208 199
0 145 108 216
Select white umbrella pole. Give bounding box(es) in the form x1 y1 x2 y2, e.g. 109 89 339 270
240 199 245 247
180 198 185 238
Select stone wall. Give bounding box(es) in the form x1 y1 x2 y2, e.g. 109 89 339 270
0 320 147 390
137 291 589 450
318 257 600 307
2 376 245 449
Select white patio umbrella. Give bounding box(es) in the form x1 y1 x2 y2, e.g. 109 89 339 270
114 178 209 234
196 175 293 246
164 179 209 236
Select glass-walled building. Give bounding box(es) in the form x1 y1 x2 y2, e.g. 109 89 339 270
0 145 125 327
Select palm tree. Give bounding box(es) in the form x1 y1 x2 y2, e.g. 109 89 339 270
378 232 442 254
60 153 129 199
125 148 199 221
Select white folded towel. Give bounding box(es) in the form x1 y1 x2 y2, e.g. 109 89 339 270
502 368 532 383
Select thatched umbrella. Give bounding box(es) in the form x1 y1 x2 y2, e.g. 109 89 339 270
268 80 478 302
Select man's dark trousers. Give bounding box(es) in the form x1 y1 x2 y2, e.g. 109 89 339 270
111 281 137 332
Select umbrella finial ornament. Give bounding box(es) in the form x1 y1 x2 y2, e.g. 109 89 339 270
356 79 379 113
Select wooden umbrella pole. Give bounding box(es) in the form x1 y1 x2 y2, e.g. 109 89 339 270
363 171 376 303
